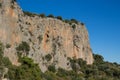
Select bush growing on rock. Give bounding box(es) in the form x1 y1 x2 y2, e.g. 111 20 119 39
45 54 52 61
16 41 30 55
39 13 46 18
56 16 63 20
47 14 54 18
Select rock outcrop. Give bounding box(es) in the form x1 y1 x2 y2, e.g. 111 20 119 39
0 0 93 72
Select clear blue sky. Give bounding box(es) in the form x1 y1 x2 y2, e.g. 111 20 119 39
17 0 120 63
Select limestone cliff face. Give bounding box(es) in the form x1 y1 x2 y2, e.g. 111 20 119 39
0 0 93 72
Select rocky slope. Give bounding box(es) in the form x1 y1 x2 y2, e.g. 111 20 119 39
0 0 93 72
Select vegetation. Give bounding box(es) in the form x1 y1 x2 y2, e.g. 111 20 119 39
45 54 52 61
56 16 63 20
72 24 76 30
47 14 54 18
81 22 84 25
22 11 83 26
0 3 2 8
0 41 120 80
6 44 11 48
48 65 56 73
12 0 17 2
0 42 12 79
39 13 46 18
7 57 42 80
23 11 37 17
37 35 43 43
16 41 30 55
0 41 41 79
10 0 17 9
70 19 78 24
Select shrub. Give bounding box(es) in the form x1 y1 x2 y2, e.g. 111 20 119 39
42 71 58 80
23 11 36 17
2 57 12 66
0 3 2 8
39 13 46 18
0 42 4 55
7 57 42 80
56 16 63 20
47 14 54 18
57 68 69 77
71 19 78 24
77 58 87 67
37 35 43 43
68 58 80 72
45 54 52 61
20 57 35 67
48 65 56 73
6 44 11 48
93 54 104 64
16 41 30 55
72 24 76 30
11 0 17 3
64 19 70 23
81 22 84 26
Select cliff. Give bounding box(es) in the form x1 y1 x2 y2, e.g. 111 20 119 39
0 0 93 72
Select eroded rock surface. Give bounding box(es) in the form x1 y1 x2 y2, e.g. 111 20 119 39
0 0 93 72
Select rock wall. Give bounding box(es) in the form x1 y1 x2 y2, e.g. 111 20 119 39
0 0 93 72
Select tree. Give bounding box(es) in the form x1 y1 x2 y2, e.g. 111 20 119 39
47 14 54 18
93 54 104 64
45 54 52 61
48 65 56 73
0 3 2 8
71 19 78 24
39 13 46 18
23 11 36 17
16 41 30 55
56 16 63 20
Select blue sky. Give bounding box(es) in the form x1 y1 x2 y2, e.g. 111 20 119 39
17 0 120 63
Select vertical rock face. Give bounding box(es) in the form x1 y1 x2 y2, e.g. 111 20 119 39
0 0 93 72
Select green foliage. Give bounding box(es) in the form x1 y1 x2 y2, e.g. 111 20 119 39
64 19 80 26
72 24 76 29
0 42 4 54
93 54 104 64
20 57 36 67
56 68 69 77
68 57 86 72
0 42 41 79
63 19 69 23
81 22 84 25
6 44 11 48
37 35 43 43
0 42 4 65
12 0 17 3
6 56 42 80
48 65 56 72
0 3 2 8
10 0 17 9
67 55 120 80
47 14 54 18
23 11 37 17
0 42 12 79
16 41 30 55
39 13 46 18
0 40 120 80
70 19 78 24
45 54 52 61
2 57 12 67
42 71 63 80
56 16 63 20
